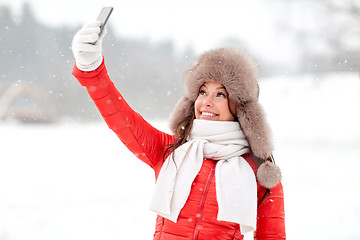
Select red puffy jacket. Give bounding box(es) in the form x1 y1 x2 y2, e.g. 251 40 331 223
73 60 286 240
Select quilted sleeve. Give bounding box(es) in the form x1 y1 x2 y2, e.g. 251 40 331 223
254 182 286 240
72 59 175 174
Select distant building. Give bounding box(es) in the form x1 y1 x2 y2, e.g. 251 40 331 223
0 83 55 123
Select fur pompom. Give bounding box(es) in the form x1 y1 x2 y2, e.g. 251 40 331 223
257 161 281 189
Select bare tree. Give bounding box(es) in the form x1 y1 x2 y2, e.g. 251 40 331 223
273 0 360 73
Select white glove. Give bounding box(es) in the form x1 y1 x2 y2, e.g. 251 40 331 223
72 21 107 71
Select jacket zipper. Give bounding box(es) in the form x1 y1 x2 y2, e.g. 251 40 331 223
193 163 216 240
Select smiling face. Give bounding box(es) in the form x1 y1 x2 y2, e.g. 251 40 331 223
194 81 237 121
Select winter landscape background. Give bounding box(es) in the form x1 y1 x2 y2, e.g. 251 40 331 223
1 0 360 239
1 73 359 240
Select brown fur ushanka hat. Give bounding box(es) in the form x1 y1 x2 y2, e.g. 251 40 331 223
169 48 281 188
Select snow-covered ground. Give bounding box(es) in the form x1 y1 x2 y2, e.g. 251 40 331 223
0 72 359 240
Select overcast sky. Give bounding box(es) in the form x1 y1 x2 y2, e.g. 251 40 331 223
1 0 294 60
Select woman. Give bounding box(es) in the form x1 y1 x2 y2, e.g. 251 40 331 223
72 21 286 240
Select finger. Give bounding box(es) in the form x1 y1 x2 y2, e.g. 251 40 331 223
97 28 107 42
75 42 101 52
75 33 99 44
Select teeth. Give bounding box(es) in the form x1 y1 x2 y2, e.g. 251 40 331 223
202 112 216 117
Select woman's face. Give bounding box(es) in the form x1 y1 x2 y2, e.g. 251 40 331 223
194 81 236 121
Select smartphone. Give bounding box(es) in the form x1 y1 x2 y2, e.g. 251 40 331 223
91 6 113 44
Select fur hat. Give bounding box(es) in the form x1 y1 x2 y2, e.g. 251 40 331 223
169 48 281 188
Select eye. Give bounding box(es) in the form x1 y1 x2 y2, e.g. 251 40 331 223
217 92 227 98
199 89 206 96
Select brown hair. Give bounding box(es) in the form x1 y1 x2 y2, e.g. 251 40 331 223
163 105 195 162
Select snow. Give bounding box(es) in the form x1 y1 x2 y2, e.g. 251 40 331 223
1 72 360 239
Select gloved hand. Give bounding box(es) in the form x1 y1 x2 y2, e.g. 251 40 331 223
72 21 107 71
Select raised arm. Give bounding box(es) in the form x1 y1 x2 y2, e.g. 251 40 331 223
71 21 175 175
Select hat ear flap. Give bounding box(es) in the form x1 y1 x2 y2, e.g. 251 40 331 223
169 97 194 134
237 101 273 160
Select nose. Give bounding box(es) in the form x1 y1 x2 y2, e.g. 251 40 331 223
202 96 214 107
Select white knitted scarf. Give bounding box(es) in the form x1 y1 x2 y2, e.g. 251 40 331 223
149 119 257 233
